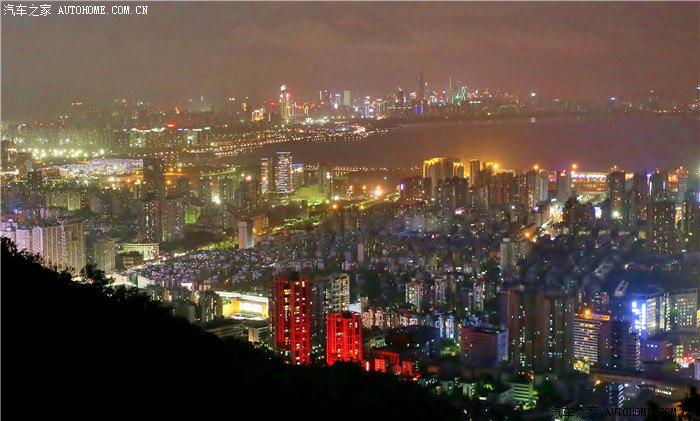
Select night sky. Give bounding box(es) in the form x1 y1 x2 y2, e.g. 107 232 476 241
2 2 699 119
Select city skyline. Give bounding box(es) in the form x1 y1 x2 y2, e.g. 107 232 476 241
2 2 699 119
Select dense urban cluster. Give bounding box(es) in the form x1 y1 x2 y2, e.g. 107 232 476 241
2 101 699 417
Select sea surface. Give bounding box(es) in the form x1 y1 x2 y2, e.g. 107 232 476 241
224 115 699 172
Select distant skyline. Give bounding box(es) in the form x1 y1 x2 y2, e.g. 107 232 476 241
2 2 699 119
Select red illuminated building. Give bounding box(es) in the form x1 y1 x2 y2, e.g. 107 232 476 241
272 273 311 365
326 312 362 365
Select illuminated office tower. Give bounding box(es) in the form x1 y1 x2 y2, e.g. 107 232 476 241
326 312 363 366
469 159 481 187
272 273 311 365
648 200 676 254
669 289 697 329
343 90 351 107
623 290 669 339
275 152 293 194
238 220 254 249
676 169 689 205
423 157 464 197
573 310 610 372
607 171 625 219
280 85 290 120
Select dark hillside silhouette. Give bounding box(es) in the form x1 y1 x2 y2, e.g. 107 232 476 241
1 238 461 420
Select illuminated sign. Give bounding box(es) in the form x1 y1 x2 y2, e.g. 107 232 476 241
631 300 647 335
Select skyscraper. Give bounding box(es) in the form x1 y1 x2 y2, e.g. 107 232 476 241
137 199 161 243
648 200 676 254
141 158 165 200
607 171 625 219
275 152 293 194
469 159 481 187
556 170 572 202
326 312 362 366
272 273 311 365
423 158 464 198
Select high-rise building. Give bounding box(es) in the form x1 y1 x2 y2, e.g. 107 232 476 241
200 290 223 323
649 171 668 202
271 273 311 365
219 176 236 205
557 170 573 202
417 71 426 103
669 289 697 329
620 290 669 339
311 274 351 354
137 199 161 243
607 171 625 219
469 159 481 187
94 238 116 273
573 310 610 372
436 176 469 209
161 196 185 242
423 158 464 198
460 325 508 367
679 191 700 252
30 221 86 275
343 90 351 107
522 169 549 209
280 85 293 120
141 158 165 200
238 220 254 249
501 285 574 374
326 312 362 366
398 176 431 205
275 152 292 194
198 176 212 202
499 238 531 277
648 200 676 254
631 172 649 198
598 320 641 372
235 177 260 214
